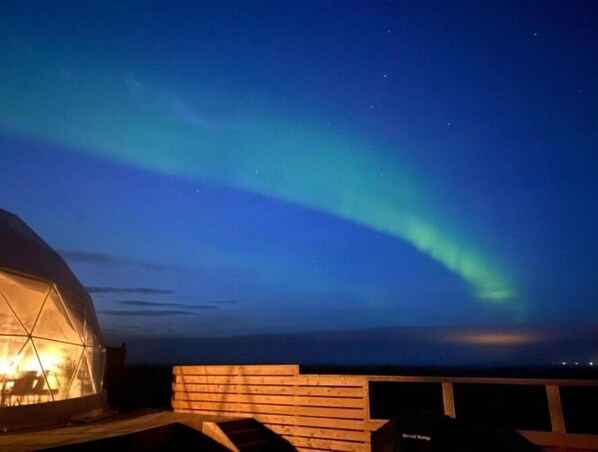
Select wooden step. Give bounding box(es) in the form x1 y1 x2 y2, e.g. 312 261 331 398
215 418 295 452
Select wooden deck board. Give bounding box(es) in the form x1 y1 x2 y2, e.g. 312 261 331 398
0 411 234 452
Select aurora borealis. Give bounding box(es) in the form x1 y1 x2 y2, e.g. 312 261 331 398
1 1 597 364
0 53 516 306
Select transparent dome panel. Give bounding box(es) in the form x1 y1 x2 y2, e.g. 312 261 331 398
84 324 101 348
57 289 86 344
69 348 95 397
0 335 28 387
32 288 82 344
0 294 26 336
88 346 105 393
0 338 51 406
0 271 49 333
33 338 84 401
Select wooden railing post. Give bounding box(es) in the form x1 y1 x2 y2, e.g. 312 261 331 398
442 382 456 418
546 384 565 433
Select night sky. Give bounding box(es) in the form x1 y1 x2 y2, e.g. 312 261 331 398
1 1 597 365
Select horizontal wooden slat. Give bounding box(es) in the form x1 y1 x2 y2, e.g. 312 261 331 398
172 400 366 420
173 365 298 376
173 409 368 432
175 375 366 387
296 375 367 387
175 375 296 386
173 407 247 418
173 383 365 398
268 424 369 443
263 414 368 431
367 375 598 387
281 435 368 452
173 392 366 408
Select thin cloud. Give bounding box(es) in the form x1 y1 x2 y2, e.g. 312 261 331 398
164 92 239 131
208 299 238 305
98 310 198 317
60 250 115 265
87 287 174 295
124 74 144 93
58 249 167 271
118 300 218 310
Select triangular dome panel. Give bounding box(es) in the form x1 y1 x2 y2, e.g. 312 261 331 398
58 289 86 344
0 338 50 406
32 288 82 344
0 335 28 386
0 293 27 336
84 325 101 347
67 348 96 398
64 348 85 398
0 271 49 333
33 338 84 401
88 346 104 394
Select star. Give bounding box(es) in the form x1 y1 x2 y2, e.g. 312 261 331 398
383 74 388 78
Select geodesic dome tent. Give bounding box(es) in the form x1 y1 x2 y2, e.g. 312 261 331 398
0 208 105 426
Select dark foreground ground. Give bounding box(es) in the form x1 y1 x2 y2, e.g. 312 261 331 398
108 363 598 435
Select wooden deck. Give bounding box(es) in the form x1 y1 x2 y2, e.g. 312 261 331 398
0 411 233 452
1 365 596 451
173 364 598 452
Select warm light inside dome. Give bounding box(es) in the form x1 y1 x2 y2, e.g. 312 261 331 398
0 270 104 408
1 347 62 396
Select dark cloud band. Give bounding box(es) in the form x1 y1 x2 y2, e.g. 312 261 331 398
59 249 167 271
98 310 198 317
87 286 174 294
118 300 218 309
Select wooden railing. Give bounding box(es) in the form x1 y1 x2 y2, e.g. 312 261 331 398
172 365 598 451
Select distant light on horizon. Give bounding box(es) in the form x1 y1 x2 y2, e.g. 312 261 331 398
449 331 540 346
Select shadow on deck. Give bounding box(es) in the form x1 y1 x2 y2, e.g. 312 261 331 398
0 411 294 452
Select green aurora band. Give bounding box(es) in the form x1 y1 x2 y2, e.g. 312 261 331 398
0 47 520 312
